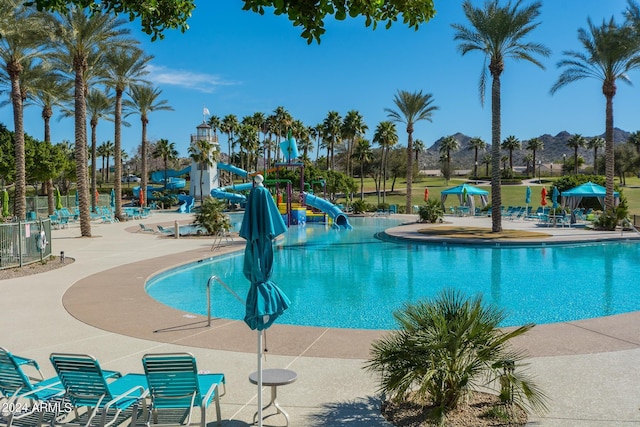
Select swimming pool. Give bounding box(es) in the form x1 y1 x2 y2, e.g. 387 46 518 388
145 217 640 329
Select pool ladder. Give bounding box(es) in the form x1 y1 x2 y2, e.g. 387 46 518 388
206 275 246 327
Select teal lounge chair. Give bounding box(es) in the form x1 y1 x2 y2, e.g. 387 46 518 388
49 353 147 427
141 353 226 427
139 223 156 233
156 225 174 235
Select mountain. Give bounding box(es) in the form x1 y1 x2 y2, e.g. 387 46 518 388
420 128 632 170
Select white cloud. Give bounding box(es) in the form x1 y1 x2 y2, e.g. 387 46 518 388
146 65 238 93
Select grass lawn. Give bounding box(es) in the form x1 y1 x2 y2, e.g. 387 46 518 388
343 176 640 216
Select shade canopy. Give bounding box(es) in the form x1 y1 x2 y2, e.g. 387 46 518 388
240 183 290 331
561 181 620 210
440 183 489 213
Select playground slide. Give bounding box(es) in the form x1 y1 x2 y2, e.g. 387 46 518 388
217 162 249 178
303 192 352 230
150 166 190 189
210 182 253 203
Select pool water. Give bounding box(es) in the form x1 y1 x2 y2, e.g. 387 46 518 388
145 217 640 329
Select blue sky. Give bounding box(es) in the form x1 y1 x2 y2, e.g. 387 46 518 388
3 0 638 159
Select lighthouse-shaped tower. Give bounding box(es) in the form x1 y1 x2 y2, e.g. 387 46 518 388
189 121 219 198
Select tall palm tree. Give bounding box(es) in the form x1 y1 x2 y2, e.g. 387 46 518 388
153 138 178 188
124 84 173 207
101 46 151 220
312 123 323 163
85 88 113 211
551 17 640 211
372 121 398 203
468 137 486 178
453 0 549 232
48 8 131 236
386 90 438 214
207 115 220 140
219 114 239 164
188 139 217 204
413 139 425 162
322 111 342 170
525 137 544 176
501 135 521 171
0 0 47 220
588 136 605 174
342 110 368 176
352 138 372 200
439 135 460 179
566 133 586 174
272 106 292 163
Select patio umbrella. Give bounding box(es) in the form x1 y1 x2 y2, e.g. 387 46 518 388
139 189 145 207
541 187 547 207
239 174 289 427
110 188 115 208
2 188 9 217
423 187 429 202
525 186 531 213
552 186 559 210
55 188 63 210
74 190 78 207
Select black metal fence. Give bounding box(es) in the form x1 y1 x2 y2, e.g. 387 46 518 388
0 219 52 269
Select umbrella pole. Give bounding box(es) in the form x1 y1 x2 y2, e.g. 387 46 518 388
257 330 263 427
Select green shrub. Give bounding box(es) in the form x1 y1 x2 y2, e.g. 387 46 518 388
418 198 444 223
351 199 368 214
365 289 548 424
193 197 231 235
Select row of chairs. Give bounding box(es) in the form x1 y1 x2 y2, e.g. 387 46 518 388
0 348 225 427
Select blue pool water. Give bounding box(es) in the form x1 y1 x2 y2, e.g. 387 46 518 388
145 217 640 329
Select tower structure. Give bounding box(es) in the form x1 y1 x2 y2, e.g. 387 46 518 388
189 121 220 198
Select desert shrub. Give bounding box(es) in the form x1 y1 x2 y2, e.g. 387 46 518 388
418 198 444 223
193 197 231 235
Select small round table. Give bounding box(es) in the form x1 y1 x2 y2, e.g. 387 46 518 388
248 368 297 426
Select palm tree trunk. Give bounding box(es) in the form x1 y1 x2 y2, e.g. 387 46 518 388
9 66 26 220
91 123 98 213
74 61 91 237
604 94 615 210
114 91 123 221
490 73 502 232
405 125 413 214
141 118 148 207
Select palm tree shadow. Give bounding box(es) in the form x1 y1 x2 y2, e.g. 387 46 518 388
306 395 389 426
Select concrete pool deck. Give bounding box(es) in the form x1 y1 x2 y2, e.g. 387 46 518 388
2 212 639 426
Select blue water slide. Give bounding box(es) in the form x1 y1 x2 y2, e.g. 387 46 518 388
132 185 165 200
177 194 195 213
210 182 253 203
217 163 249 178
303 192 352 230
150 166 191 185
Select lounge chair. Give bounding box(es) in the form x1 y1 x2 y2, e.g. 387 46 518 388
157 225 174 235
140 352 226 427
49 353 148 427
139 223 156 233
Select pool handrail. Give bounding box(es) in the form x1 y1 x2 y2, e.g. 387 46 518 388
206 275 246 327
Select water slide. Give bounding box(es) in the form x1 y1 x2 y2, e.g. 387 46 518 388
303 192 352 230
177 194 195 213
150 166 190 189
210 163 251 202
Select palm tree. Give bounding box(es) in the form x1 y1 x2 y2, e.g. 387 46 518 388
439 135 460 181
523 152 534 176
188 139 218 204
588 136 606 174
482 153 492 176
207 115 220 139
627 130 640 154
501 135 521 171
342 110 368 176
551 16 640 211
0 0 47 220
153 139 178 188
101 46 151 220
453 0 550 232
385 90 438 214
312 123 323 163
566 134 586 174
468 137 486 178
413 139 425 162
219 114 239 164
48 8 131 236
373 121 398 204
322 111 342 170
525 137 544 176
85 89 113 211
352 138 372 200
98 140 114 182
124 84 173 207
272 106 292 163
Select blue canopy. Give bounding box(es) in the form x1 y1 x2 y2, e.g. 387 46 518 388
561 181 620 210
240 183 290 331
440 183 489 212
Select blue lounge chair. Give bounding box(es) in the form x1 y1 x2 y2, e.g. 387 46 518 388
49 353 148 427
140 353 225 427
139 223 156 233
156 225 174 235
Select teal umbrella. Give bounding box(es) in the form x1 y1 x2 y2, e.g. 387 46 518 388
110 188 115 208
1 189 8 217
55 188 63 210
239 174 289 426
552 186 559 209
